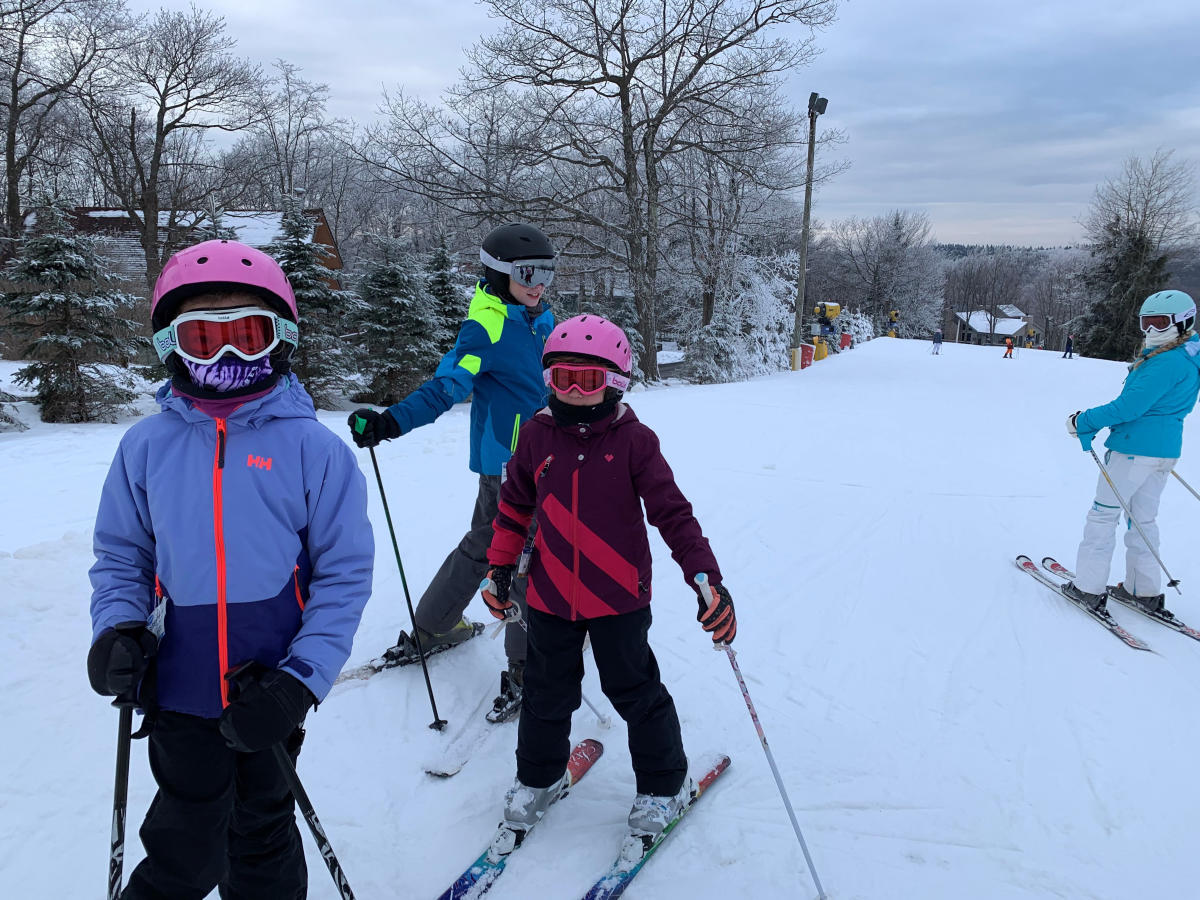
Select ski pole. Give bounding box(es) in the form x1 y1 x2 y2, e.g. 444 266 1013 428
695 574 827 900
273 744 356 899
364 440 447 730
1089 449 1181 593
1171 469 1200 503
225 664 356 899
107 693 138 900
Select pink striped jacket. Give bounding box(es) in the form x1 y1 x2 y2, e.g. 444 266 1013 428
488 404 721 620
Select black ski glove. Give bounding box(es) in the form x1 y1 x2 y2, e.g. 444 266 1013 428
481 565 517 620
347 409 402 448
218 668 315 753
696 582 737 645
88 622 158 697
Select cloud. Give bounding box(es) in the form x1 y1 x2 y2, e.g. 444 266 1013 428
798 0 1200 244
129 0 1200 246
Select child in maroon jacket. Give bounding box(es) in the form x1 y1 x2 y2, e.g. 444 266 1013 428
478 314 736 862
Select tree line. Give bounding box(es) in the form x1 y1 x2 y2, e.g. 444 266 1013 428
1 0 1197 427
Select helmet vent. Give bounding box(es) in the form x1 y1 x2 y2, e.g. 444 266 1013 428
585 334 593 340
196 256 208 264
241 258 253 266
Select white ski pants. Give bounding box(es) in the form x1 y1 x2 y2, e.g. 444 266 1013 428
1073 451 1176 596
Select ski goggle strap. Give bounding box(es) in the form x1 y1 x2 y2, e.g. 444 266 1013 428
153 307 299 365
544 363 630 396
480 248 556 288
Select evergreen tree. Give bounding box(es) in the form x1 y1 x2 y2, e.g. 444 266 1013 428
426 237 463 356
0 389 27 432
1078 219 1170 361
593 287 646 382
197 201 240 241
265 195 362 408
1 199 144 422
356 233 442 404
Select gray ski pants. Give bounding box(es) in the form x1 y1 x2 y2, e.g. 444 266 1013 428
414 474 529 664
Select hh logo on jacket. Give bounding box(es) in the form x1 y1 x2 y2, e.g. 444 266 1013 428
247 454 272 470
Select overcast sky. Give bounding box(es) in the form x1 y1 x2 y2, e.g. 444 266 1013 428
130 0 1200 247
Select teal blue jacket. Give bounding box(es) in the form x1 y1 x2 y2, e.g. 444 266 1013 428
1077 334 1200 458
386 280 554 474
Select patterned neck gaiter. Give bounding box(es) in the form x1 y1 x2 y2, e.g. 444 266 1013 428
182 354 274 392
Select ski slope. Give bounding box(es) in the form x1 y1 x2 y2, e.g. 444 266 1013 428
2 338 1199 899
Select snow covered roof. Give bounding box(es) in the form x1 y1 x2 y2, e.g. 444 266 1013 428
222 211 286 247
47 207 343 290
999 304 1025 318
954 311 1028 336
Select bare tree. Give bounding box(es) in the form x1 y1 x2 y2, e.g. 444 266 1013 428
363 0 837 378
1078 149 1197 359
1024 250 1089 350
0 0 132 237
942 250 1034 342
80 6 259 286
823 210 944 336
251 59 334 198
1082 149 1196 254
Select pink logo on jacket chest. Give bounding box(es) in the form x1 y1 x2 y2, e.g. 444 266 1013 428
604 453 614 462
247 454 273 470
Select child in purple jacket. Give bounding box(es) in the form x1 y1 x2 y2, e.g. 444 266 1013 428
88 240 373 899
478 314 736 864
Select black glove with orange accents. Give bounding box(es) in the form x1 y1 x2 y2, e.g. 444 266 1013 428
696 581 737 645
481 566 517 621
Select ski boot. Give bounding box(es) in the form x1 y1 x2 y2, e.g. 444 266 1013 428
1062 581 1107 612
1109 583 1170 616
618 778 696 867
382 617 479 666
488 771 570 859
486 662 524 723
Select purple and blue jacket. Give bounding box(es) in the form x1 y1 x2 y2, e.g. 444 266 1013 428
488 404 721 620
89 375 374 718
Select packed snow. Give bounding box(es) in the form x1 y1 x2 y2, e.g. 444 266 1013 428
2 338 1199 899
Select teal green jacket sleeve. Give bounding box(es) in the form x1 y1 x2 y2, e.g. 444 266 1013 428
1076 368 1169 435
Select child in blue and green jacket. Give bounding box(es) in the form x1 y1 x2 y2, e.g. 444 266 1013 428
88 240 374 899
347 223 556 722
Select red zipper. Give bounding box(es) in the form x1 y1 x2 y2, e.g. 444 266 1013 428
294 566 305 610
213 418 230 707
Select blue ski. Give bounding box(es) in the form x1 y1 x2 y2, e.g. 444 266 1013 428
581 755 731 900
436 738 604 900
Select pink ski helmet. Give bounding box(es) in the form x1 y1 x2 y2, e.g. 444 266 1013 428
543 314 632 374
151 240 298 330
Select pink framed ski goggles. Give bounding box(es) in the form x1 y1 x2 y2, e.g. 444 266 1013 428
153 306 299 365
544 363 630 396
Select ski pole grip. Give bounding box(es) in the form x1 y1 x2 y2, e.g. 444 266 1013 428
352 414 367 436
693 573 731 652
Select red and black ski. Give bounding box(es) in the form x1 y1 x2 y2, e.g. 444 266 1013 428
1041 557 1200 643
1015 555 1150 651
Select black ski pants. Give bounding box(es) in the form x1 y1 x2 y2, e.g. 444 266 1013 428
414 473 529 664
121 711 306 900
518 605 687 796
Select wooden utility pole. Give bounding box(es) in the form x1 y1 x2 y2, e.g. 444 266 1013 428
790 93 827 368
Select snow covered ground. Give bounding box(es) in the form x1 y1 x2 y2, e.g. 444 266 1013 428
3 338 1199 899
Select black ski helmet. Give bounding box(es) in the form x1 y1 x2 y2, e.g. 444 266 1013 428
480 223 556 301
